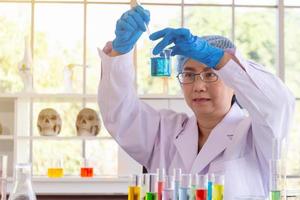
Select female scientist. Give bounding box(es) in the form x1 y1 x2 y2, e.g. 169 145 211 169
97 5 295 199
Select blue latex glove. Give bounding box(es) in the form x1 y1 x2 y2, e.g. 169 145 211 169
149 28 224 68
112 5 150 54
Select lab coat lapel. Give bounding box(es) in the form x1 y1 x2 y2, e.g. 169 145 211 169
174 116 198 171
191 104 246 173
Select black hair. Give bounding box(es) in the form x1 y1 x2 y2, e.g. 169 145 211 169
231 95 242 108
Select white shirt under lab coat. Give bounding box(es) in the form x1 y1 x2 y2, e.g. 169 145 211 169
97 48 295 199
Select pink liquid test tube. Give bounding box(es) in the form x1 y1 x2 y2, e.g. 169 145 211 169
157 168 165 200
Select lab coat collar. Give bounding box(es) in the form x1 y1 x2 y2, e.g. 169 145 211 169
174 115 198 171
174 103 245 173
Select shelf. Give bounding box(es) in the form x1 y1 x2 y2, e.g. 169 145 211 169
0 92 184 100
17 136 113 140
31 176 128 182
0 93 97 101
0 135 14 140
6 176 129 195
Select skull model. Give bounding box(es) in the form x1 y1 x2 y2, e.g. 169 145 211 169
37 108 62 136
76 108 100 136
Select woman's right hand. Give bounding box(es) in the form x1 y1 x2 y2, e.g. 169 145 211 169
112 5 150 54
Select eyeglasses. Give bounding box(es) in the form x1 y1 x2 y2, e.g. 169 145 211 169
176 71 218 84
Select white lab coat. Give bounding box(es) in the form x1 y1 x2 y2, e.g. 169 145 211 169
97 48 295 199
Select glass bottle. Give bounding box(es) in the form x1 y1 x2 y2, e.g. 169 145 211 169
9 163 36 200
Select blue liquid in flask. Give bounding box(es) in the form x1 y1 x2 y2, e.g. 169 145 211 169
151 57 171 77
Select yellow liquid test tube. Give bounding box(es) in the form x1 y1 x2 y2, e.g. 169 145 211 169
47 168 64 178
128 186 141 200
212 184 224 200
128 174 142 200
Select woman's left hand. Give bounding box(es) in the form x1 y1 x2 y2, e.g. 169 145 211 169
149 28 224 69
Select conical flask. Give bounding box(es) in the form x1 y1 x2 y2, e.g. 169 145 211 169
9 164 36 200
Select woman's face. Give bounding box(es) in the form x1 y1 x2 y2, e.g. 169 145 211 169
180 59 234 118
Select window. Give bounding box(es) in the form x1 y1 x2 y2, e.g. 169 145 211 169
0 0 299 191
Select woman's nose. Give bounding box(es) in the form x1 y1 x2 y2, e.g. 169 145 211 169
193 76 207 92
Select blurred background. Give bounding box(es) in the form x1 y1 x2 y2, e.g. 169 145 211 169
0 0 299 196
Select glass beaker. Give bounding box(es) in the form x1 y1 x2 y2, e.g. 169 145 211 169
9 163 37 200
47 158 63 178
150 49 172 77
80 158 93 178
0 155 8 200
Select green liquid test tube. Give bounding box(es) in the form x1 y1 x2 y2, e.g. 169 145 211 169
270 191 281 200
146 192 157 200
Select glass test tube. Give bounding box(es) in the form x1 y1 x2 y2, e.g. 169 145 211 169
196 174 208 200
162 175 175 200
207 173 215 200
157 168 165 200
191 174 197 200
146 173 158 200
269 160 283 200
141 174 148 200
179 174 191 200
173 168 182 200
128 174 141 200
212 174 224 200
